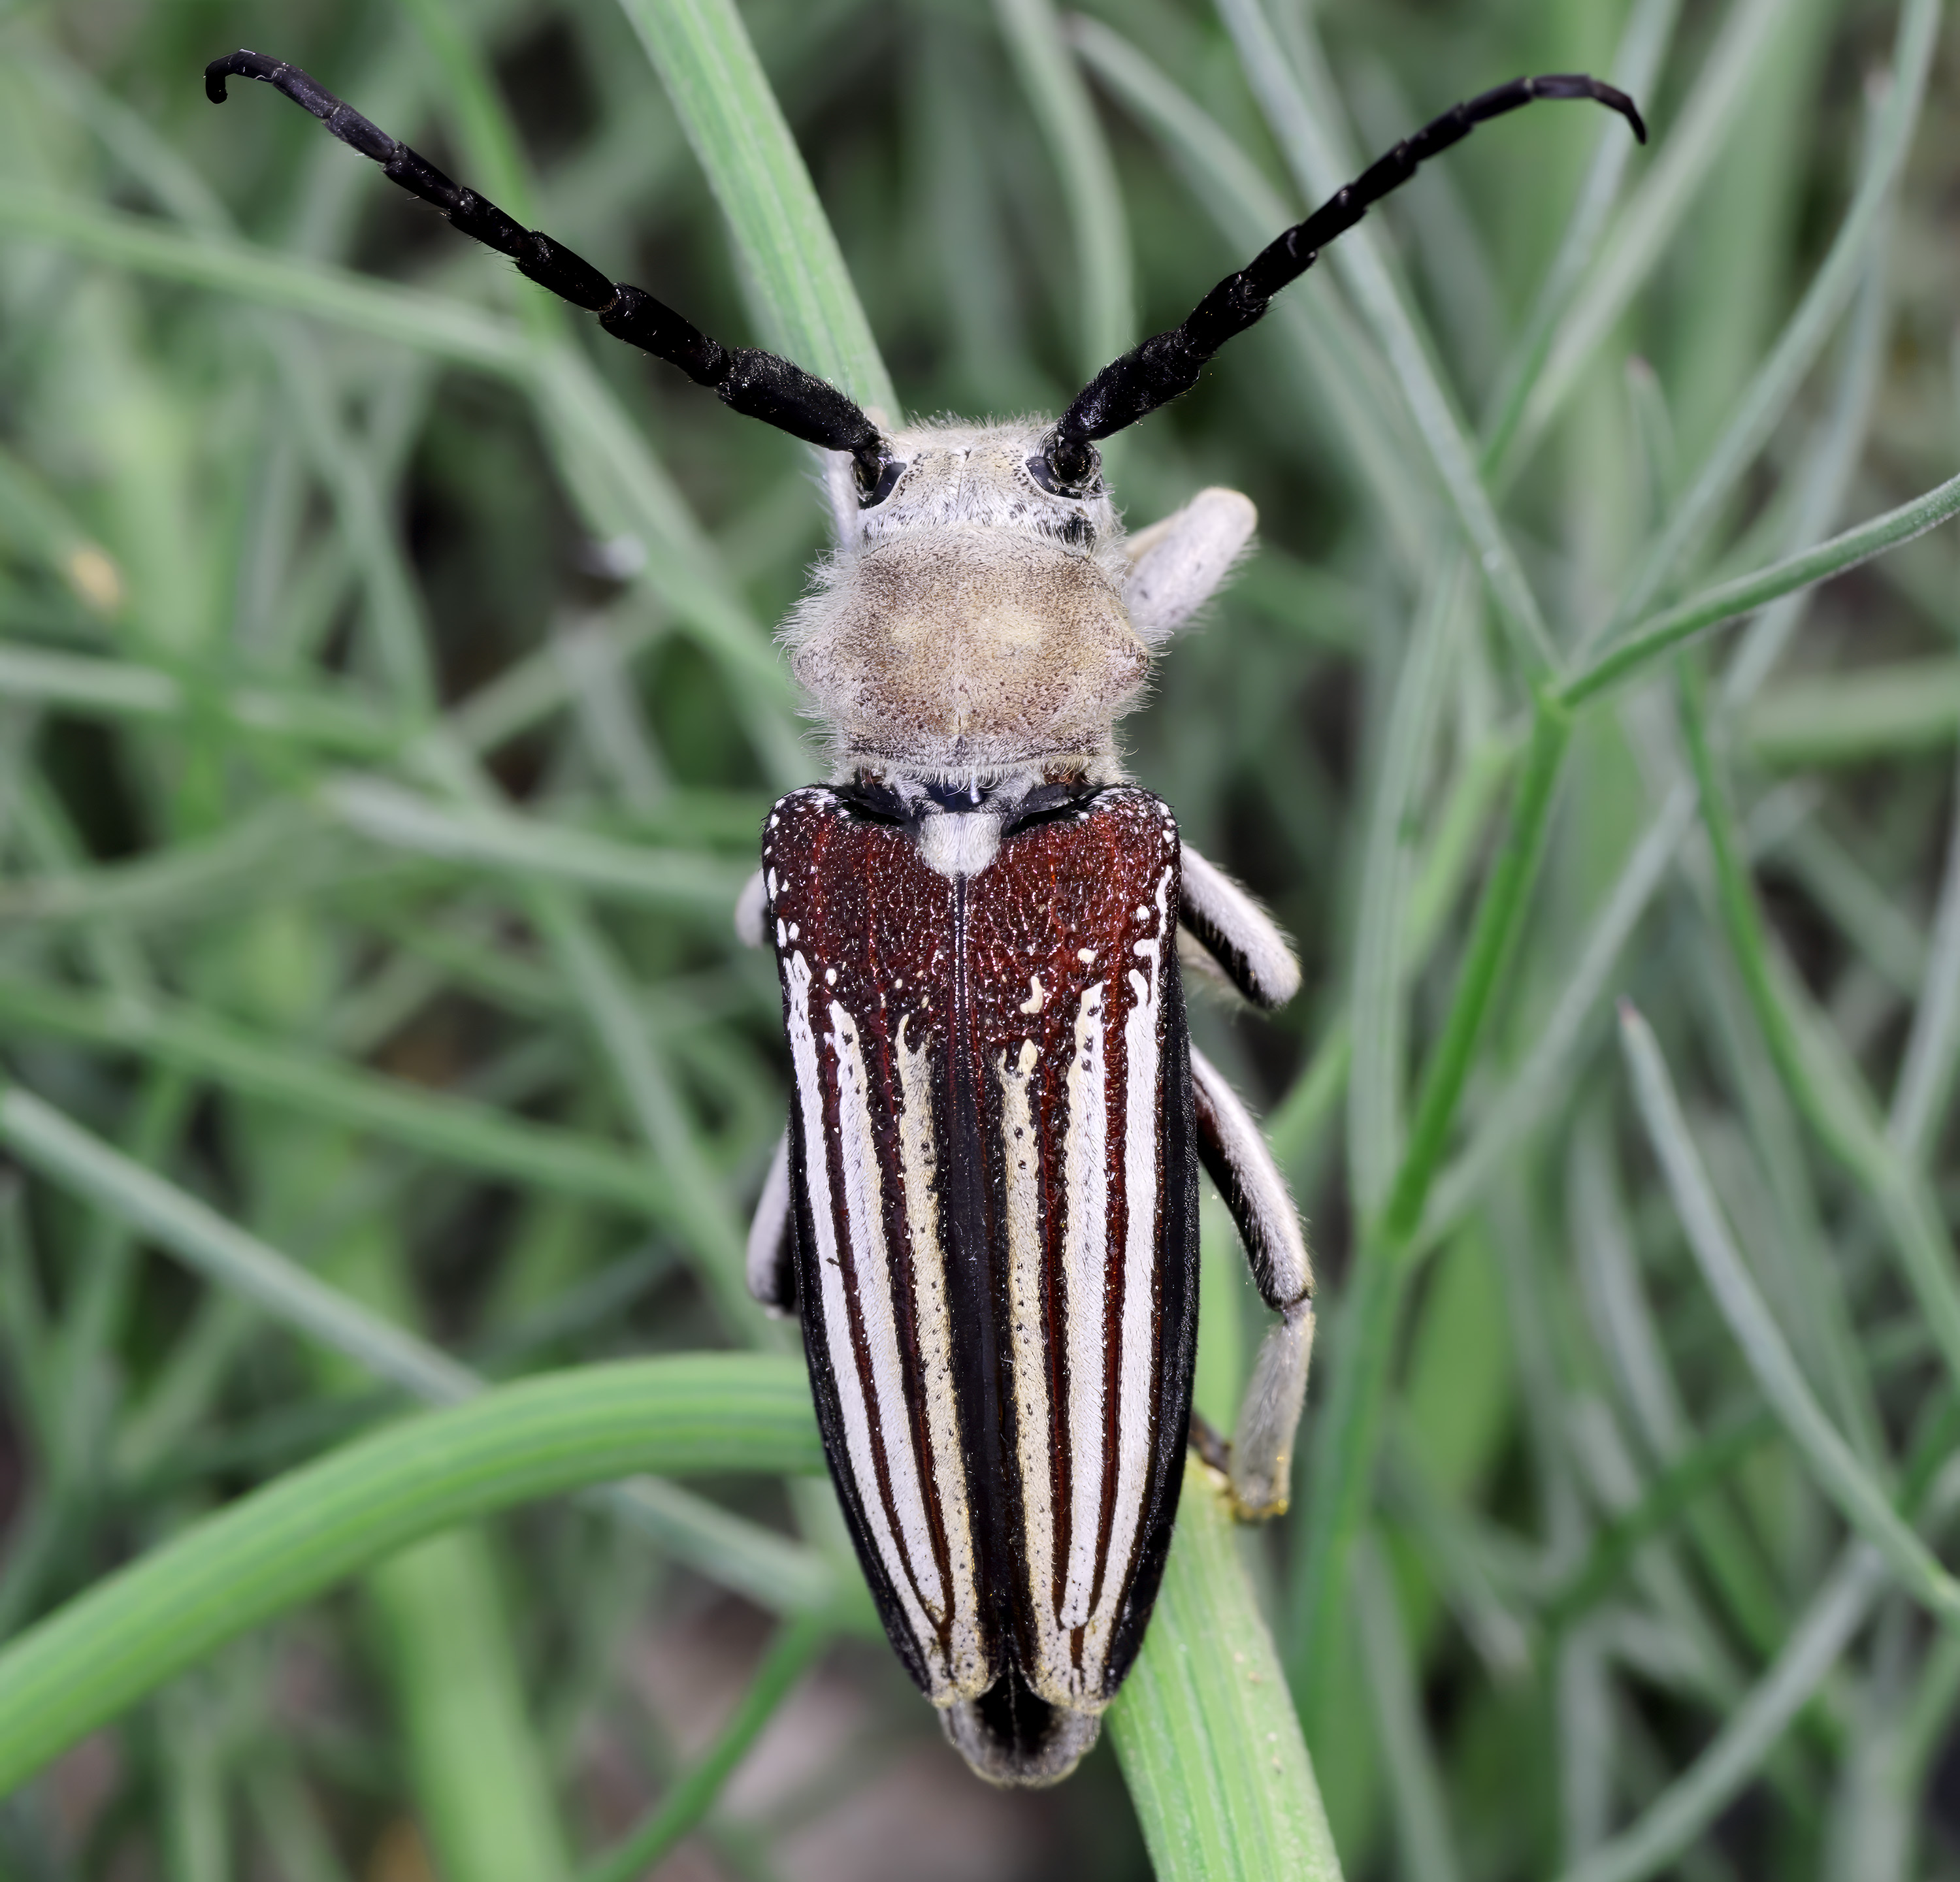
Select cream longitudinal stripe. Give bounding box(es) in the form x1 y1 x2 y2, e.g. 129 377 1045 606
784 952 946 1694
828 999 947 1617
894 1015 987 1696
1092 862 1171 1661
1059 981 1109 1644
999 1037 1070 1696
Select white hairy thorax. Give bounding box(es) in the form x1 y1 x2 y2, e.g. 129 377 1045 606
785 418 1256 789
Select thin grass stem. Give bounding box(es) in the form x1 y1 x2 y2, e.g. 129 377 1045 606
578 1615 829 1882
0 1357 824 1797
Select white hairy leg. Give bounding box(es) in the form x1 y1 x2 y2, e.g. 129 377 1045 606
734 868 770 948
1123 487 1258 641
1228 1303 1315 1518
1179 843 1302 1009
1190 1045 1315 1518
745 1128 795 1314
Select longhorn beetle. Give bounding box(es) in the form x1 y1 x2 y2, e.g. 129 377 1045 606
206 48 1644 1787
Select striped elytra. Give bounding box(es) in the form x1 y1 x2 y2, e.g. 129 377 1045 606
764 783 1198 1784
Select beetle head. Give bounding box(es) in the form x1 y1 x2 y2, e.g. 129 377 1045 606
790 419 1147 784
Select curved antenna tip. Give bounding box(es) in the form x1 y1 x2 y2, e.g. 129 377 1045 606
204 50 257 105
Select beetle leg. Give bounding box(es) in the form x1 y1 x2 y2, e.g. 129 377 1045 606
745 1127 797 1316
1190 1046 1315 1519
1122 487 1257 641
1179 844 1302 1009
735 868 770 948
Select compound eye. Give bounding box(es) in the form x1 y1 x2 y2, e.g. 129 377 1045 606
1029 432 1101 499
855 455 906 508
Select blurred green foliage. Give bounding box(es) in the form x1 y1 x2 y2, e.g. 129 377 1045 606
4 0 1960 1877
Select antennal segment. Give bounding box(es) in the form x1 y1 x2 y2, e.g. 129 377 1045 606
204 51 889 482
1047 72 1644 479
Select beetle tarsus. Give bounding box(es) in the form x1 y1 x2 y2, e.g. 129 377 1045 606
1226 1300 1315 1521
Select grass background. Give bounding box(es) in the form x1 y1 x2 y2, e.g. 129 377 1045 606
3 0 1960 1875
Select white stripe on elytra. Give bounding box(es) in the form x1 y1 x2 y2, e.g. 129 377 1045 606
785 953 947 1692
1000 1035 1071 1697
894 1014 988 1696
828 998 946 1619
1059 979 1109 1635
1092 862 1172 1655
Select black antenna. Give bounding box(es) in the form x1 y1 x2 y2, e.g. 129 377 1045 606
204 51 891 489
1043 73 1646 489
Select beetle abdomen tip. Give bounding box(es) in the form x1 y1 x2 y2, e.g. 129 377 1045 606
942 1670 1102 1787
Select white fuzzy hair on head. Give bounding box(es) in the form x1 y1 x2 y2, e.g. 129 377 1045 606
791 417 1146 785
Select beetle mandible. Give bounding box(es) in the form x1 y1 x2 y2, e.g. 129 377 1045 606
204 47 1644 1787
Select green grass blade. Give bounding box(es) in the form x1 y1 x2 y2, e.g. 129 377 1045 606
1598 0 1938 642
1217 0 1556 673
1719 219 1895 709
1067 17 1428 566
1292 695 1572 1707
1618 1004 1960 1619
1542 1408 1780 1630
992 0 1133 378
0 185 523 366
1268 728 1520 1178
0 978 672 1218
614 0 894 411
1109 1459 1344 1881
1890 751 1960 1160
1516 0 1797 464
0 1355 823 1797
1554 1543 1886 1882
0 644 176 717
1691 929 1889 1468
1383 697 1573 1242
578 1615 828 1882
0 643 414 758
1480 0 1684 475
1422 782 1697 1249
0 802 341 934
318 773 749 913
527 886 763 1340
1743 657 1960 766
0 186 794 721
0 1185 54 1459
0 436 127 614
1354 1533 1465 1882
1772 820 1925 995
1349 559 1466 1212
368 1532 574 1882
0 1082 474 1403
0 1081 827 1613
1680 665 1960 1397
1560 470 1960 707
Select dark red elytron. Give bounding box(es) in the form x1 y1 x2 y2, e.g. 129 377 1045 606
762 783 1197 1782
